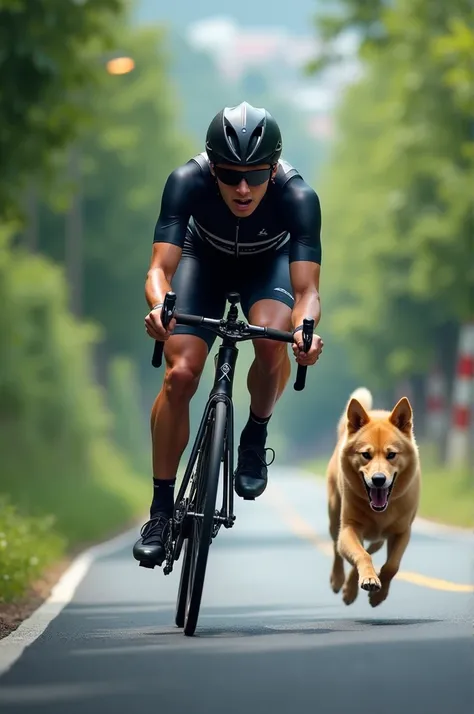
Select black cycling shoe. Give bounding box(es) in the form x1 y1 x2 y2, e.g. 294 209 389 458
133 513 170 569
234 445 275 500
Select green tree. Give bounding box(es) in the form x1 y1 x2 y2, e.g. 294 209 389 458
0 227 145 549
0 0 124 219
307 0 473 410
0 4 180 599
37 22 195 369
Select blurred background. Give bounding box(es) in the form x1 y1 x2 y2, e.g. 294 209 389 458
0 0 472 603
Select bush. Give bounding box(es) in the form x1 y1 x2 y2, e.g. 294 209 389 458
0 498 64 603
0 228 147 600
107 356 150 475
417 444 473 529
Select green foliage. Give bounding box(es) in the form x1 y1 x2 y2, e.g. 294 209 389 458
308 0 474 388
306 0 385 73
0 0 125 218
0 5 194 603
37 22 195 364
108 356 150 474
0 227 146 561
416 444 473 528
0 497 63 603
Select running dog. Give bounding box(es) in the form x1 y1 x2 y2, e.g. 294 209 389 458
326 387 421 607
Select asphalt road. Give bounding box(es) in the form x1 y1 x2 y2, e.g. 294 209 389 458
0 468 473 714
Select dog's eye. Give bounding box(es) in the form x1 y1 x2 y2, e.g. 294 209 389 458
386 452 397 460
361 452 372 460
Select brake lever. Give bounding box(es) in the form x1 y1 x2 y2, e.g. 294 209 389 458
151 291 176 368
293 317 314 391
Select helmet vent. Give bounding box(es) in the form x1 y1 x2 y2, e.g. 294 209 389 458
247 127 263 161
205 102 282 166
224 125 241 160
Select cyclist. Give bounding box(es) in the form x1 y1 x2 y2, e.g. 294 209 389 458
134 101 323 568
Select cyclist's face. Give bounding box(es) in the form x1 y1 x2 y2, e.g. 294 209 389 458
211 163 277 217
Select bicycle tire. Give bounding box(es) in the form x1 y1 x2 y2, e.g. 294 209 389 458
174 414 213 627
184 400 227 636
175 536 192 628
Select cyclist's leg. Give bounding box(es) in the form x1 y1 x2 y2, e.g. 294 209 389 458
233 247 294 499
134 238 226 565
246 299 292 417
151 335 209 484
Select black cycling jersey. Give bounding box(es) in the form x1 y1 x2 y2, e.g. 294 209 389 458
153 153 322 264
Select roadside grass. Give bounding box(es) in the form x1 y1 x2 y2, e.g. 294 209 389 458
0 499 64 603
415 444 473 529
0 440 148 604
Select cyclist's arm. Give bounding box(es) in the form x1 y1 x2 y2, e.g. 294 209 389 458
145 161 200 308
289 261 321 332
145 243 182 310
282 177 322 331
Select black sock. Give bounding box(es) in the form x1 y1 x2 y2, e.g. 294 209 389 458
240 408 271 450
150 478 175 518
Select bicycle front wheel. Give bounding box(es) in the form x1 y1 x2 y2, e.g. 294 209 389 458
175 534 193 628
184 399 227 637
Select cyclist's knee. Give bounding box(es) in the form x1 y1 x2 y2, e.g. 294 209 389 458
164 360 203 401
249 300 291 371
253 338 288 371
163 337 207 402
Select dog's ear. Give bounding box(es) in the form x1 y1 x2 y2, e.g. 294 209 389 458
389 397 413 435
347 398 370 434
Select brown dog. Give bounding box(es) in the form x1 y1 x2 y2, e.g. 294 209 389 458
327 387 421 607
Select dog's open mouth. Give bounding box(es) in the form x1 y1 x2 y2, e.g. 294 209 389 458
363 476 397 512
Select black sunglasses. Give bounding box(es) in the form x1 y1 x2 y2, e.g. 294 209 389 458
214 166 273 187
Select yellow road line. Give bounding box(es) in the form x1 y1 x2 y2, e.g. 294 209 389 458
267 484 474 594
396 571 474 593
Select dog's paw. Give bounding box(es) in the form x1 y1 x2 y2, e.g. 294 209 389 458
369 587 388 607
330 566 345 594
342 578 359 605
359 575 381 592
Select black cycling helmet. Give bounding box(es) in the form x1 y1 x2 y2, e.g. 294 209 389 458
205 101 282 167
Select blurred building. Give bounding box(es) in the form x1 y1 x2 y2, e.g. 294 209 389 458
134 4 362 143
186 16 362 141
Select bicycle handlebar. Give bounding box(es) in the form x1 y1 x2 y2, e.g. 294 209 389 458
151 292 314 392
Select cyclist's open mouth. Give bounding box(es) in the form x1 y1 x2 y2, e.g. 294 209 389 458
234 198 253 212
363 475 396 512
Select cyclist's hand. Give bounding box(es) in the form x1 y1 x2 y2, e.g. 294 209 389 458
145 306 176 341
292 334 324 366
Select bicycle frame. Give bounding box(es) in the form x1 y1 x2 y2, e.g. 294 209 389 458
154 290 314 576
172 334 238 545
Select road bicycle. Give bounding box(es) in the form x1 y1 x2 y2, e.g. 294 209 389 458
150 290 314 636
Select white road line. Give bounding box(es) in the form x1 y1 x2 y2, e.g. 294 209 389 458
0 524 141 679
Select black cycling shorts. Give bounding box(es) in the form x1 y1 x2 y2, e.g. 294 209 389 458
170 234 295 351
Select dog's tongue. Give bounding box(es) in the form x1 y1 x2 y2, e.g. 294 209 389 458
370 487 388 509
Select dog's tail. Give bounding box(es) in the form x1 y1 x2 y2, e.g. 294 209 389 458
337 387 373 438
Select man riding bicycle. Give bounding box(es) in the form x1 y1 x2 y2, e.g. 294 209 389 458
133 101 323 569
